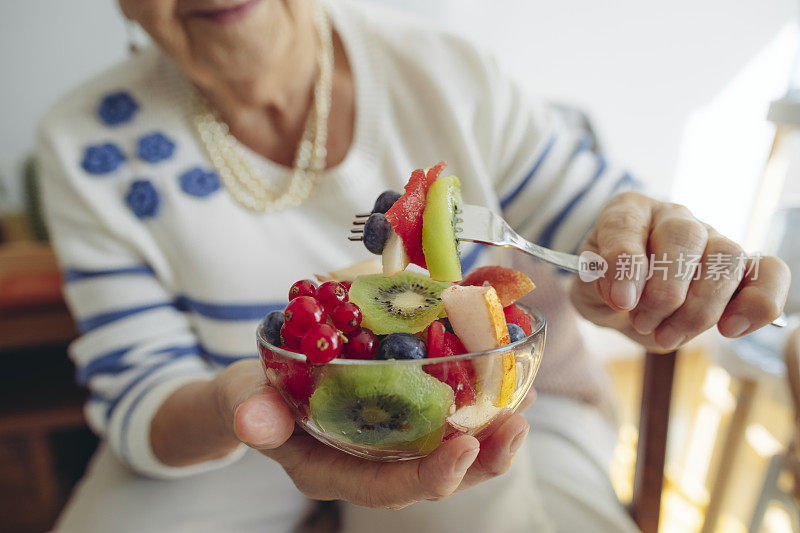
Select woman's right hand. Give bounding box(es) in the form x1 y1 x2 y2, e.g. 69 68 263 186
215 359 531 510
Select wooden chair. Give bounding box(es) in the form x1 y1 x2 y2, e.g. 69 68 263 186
744 326 800 533
628 350 679 533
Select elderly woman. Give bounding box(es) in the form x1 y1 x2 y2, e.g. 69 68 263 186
40 0 789 531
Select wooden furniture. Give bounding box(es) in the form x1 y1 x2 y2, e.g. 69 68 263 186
0 243 76 350
746 326 800 532
629 350 678 533
701 377 760 533
0 242 84 532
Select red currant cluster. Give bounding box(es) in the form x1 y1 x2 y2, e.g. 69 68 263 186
281 280 379 363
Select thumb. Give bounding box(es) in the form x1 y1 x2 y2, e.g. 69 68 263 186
233 387 296 450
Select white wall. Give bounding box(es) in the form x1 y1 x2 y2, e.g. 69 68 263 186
0 0 130 206
442 0 798 240
1 0 797 236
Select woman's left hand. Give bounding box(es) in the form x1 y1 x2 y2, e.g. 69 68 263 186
570 191 791 352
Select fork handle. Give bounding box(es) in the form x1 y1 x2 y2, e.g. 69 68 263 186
510 236 602 281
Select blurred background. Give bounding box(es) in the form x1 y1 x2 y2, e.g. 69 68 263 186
1 0 800 531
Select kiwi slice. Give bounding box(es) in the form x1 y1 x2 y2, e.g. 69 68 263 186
349 272 451 334
310 365 454 447
422 175 463 282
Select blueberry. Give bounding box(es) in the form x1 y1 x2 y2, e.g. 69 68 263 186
263 310 285 346
363 213 392 255
375 333 427 360
508 323 526 343
372 190 402 214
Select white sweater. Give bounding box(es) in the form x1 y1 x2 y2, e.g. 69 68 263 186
38 0 636 478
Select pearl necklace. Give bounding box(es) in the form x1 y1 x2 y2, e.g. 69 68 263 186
191 2 333 213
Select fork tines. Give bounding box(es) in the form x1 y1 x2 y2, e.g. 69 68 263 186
350 212 372 241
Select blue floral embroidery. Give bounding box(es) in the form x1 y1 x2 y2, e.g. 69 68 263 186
179 167 221 198
125 180 160 219
81 143 126 175
137 132 176 163
97 91 139 126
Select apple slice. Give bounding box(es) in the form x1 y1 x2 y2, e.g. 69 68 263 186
459 266 535 307
382 229 409 277
440 285 516 408
440 285 510 352
328 258 383 281
448 397 502 432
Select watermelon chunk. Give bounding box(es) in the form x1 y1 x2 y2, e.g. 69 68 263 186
385 162 447 268
503 304 533 336
425 322 476 408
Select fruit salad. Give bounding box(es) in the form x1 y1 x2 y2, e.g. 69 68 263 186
257 163 545 461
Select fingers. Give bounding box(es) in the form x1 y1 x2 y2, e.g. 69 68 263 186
213 358 296 449
264 433 480 509
459 413 529 490
718 255 791 337
577 193 792 352
652 229 742 350
592 192 655 311
629 205 709 336
233 388 296 449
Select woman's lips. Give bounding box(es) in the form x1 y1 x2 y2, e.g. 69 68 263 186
189 0 261 24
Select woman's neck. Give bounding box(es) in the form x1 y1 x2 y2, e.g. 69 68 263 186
192 5 320 166
187 8 354 169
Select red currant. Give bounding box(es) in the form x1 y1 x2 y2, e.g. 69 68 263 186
316 281 348 313
283 296 326 335
341 280 353 293
330 302 362 332
289 279 317 301
342 327 379 360
280 324 303 348
301 323 342 363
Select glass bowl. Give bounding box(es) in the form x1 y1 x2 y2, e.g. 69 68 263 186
256 306 546 461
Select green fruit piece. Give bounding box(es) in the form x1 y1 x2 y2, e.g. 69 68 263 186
405 424 446 455
349 272 451 334
422 175 463 282
310 365 454 447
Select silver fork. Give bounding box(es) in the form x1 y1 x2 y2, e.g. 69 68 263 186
350 206 787 327
349 204 597 278
455 204 601 280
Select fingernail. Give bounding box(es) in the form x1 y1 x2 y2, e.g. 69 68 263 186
722 315 750 337
656 325 685 351
454 447 479 476
510 426 529 454
611 280 637 310
632 313 658 335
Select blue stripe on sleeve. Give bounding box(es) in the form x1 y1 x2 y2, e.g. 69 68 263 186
78 302 176 333
105 345 203 419
499 133 558 211
118 371 185 465
610 171 641 193
82 343 251 388
64 265 155 283
175 297 285 321
77 345 134 385
79 344 204 385
203 348 257 367
78 298 287 333
538 154 608 249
